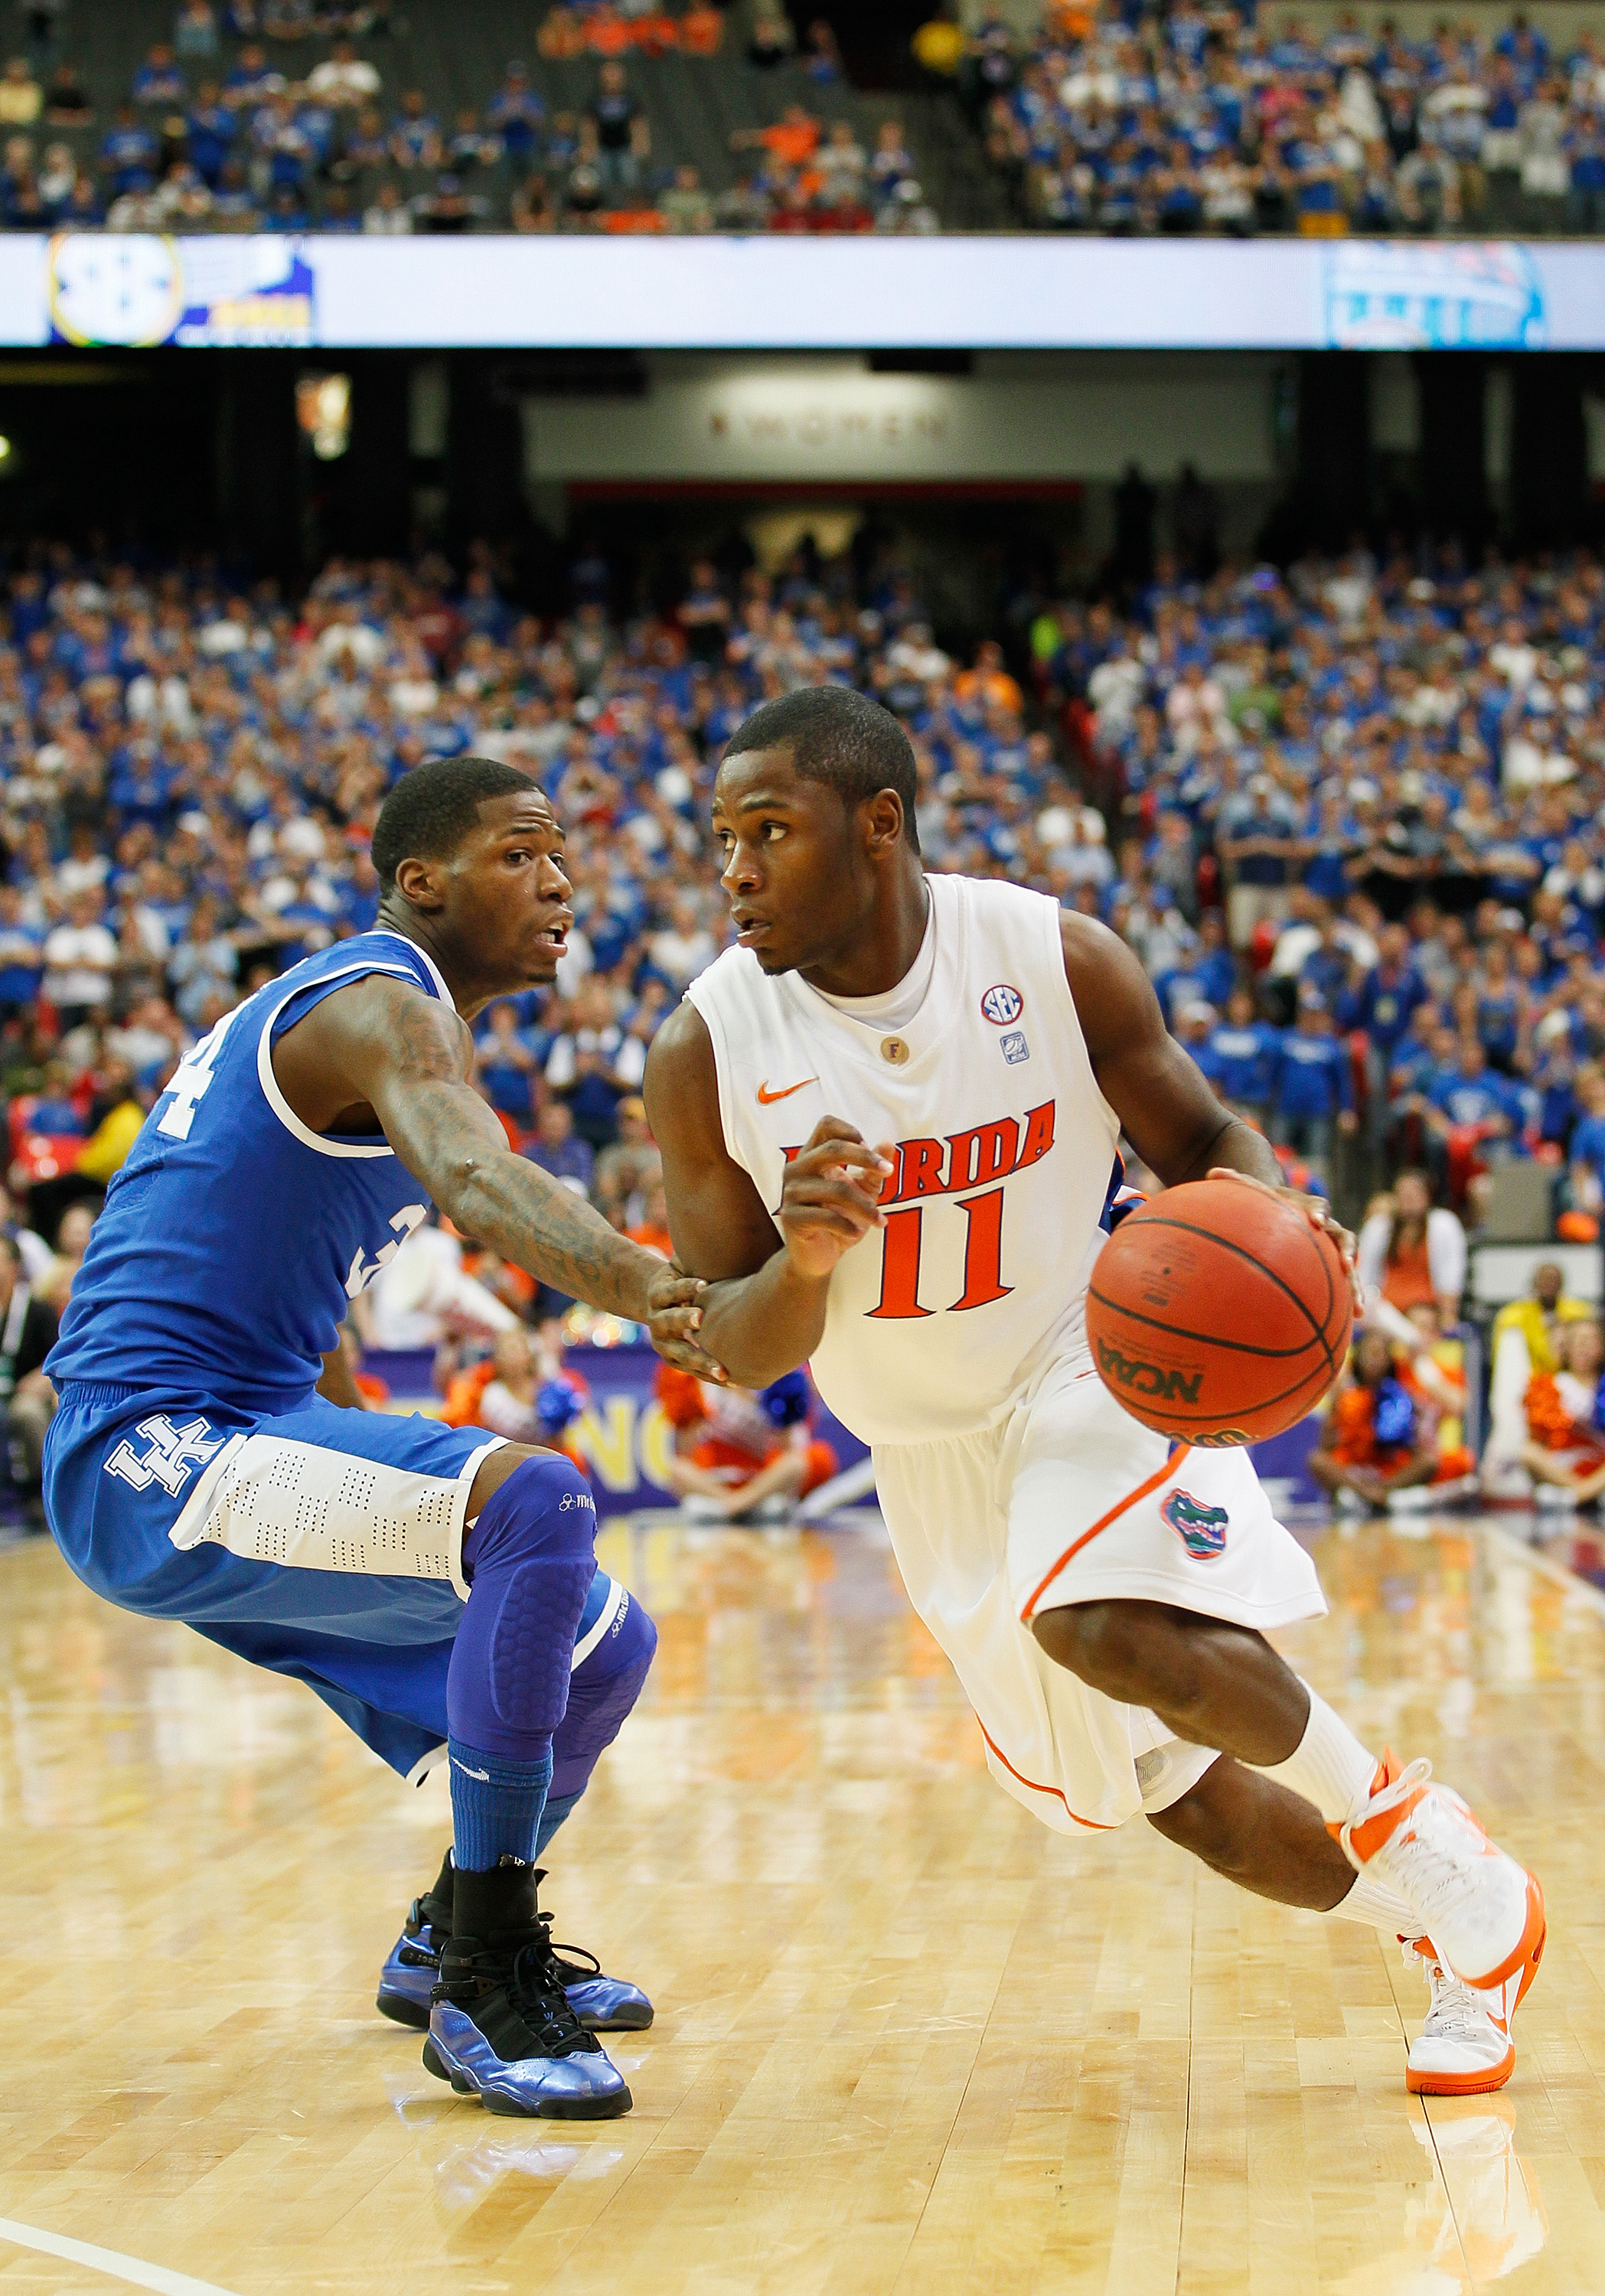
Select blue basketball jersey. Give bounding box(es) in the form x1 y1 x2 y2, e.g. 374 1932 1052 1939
49 930 455 1414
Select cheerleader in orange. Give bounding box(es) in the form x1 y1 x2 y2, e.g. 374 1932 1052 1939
657 1364 837 1525
1310 1330 1449 1515
1522 1319 1605 1507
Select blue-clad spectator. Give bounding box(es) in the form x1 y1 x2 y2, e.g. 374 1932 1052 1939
1495 16 1550 83
523 1098 595 1194
223 44 283 109
175 1 221 60
477 1000 540 1128
1567 107 1605 230
295 94 338 169
487 58 544 164
186 83 236 184
0 891 44 1026
1302 788 1359 904
99 105 158 195
132 44 187 107
390 87 442 171
1340 925 1427 1058
1299 914 1352 1012
1154 911 1233 1022
1174 1001 1224 1084
1567 1070 1605 1204
1530 1022 1579 1149
545 977 647 1150
1474 944 1524 1070
1217 773 1299 948
1339 922 1427 1143
1269 990 1356 1175
1207 986 1280 1117
1425 1038 1524 1137
1389 1012 1450 1102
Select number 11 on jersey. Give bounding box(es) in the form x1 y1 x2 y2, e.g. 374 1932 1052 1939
869 1189 1013 1320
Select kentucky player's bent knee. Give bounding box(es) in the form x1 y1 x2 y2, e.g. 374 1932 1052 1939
448 1451 599 1757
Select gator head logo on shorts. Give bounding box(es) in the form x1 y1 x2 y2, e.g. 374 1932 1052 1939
1161 1487 1229 1561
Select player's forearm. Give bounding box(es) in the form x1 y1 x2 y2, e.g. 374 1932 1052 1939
698 1251 831 1388
1180 1111 1282 1189
445 1148 661 1322
379 1068 663 1322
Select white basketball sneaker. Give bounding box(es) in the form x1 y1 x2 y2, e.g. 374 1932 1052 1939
1339 1756 1546 1998
1403 1939 1524 2096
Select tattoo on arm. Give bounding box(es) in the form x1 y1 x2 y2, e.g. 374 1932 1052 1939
357 984 662 1320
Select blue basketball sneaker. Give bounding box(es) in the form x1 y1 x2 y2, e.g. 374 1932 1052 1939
419 1865 631 2121
377 1851 654 2034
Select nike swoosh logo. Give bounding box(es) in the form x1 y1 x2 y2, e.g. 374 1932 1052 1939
757 1078 817 1104
451 1758 491 1782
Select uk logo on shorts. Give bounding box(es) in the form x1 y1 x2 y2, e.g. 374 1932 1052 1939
1161 1487 1229 1561
980 983 1023 1026
105 1414 225 1497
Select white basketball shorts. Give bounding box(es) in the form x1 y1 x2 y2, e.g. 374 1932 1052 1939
870 1345 1327 1834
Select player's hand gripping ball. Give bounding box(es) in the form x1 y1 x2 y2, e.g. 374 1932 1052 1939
1086 1174 1353 1444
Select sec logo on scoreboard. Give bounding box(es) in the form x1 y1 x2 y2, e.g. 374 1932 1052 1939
980 983 1024 1026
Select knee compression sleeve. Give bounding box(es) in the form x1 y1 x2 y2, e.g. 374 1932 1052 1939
549 1575 657 1802
446 1455 599 1760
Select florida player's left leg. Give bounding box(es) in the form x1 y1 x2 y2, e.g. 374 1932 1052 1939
1141 1750 1528 2095
1033 1598 1543 2095
1009 1360 1544 2095
1034 1597 1540 1958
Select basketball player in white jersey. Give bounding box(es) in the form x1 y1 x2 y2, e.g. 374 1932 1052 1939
648 687 1545 2099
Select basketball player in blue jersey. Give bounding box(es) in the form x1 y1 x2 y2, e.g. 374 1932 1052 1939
44 757 719 2122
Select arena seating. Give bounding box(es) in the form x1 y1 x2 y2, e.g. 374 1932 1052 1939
964 2 1605 237
0 0 952 233
5 2 1605 238
3 530 1603 1262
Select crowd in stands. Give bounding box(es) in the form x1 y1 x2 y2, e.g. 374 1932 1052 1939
1026 539 1605 1232
0 3 937 235
2 519 1605 1516
963 1 1605 236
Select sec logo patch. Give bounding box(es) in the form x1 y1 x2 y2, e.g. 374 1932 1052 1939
980 983 1023 1026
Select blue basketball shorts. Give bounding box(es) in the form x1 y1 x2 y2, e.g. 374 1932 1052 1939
43 1379 608 1783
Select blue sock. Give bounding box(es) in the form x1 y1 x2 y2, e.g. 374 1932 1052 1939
448 1736 553 1873
533 1789 582 1859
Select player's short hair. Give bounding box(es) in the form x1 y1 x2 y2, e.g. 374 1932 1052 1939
370 756 537 893
722 687 921 854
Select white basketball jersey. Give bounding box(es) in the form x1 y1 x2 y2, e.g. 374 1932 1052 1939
685 872 1121 1445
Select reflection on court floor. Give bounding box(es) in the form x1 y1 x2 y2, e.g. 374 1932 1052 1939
0 1507 1600 2295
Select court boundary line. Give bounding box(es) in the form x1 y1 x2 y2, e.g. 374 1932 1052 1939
0 2216 241 2296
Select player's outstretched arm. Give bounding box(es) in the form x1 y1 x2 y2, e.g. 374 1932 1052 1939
274 973 719 1376
645 1003 892 1388
1061 913 1355 1274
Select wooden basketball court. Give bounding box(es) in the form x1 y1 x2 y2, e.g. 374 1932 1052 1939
1 1506 1599 2296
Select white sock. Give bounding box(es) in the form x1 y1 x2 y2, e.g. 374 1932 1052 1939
1255 1683 1380 1825
1329 1869 1419 1939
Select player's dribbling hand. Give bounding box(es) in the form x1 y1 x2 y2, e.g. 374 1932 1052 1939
779 1117 896 1282
642 1264 730 1383
1207 1165 1361 1308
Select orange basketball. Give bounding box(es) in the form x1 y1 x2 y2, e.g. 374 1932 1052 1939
1085 1177 1352 1446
